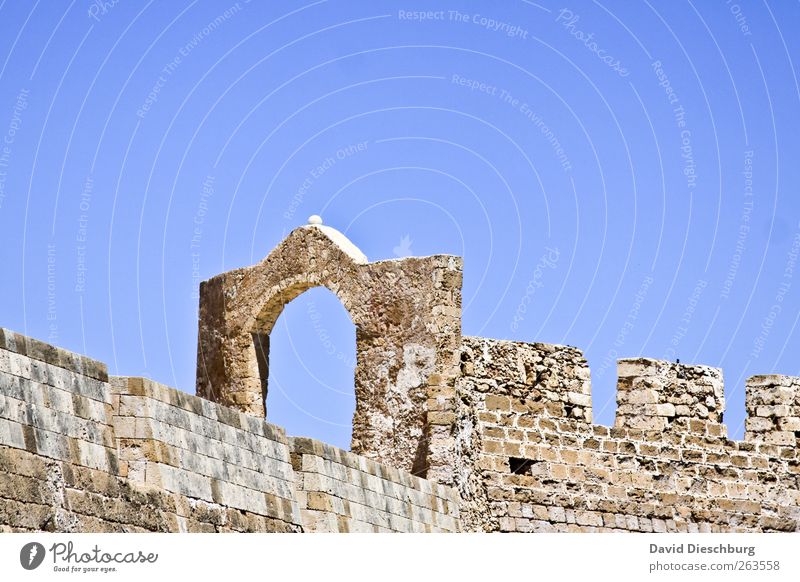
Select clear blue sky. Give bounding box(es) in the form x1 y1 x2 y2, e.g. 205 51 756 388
1 1 798 449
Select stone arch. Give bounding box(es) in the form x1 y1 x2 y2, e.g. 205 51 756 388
196 220 463 474
249 275 362 420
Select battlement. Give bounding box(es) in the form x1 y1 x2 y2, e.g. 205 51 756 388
745 375 800 446
616 358 726 434
2 220 799 533
453 336 800 448
453 336 800 532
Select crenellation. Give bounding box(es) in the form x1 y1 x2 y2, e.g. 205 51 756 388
745 374 800 446
451 335 800 532
458 336 593 424
615 358 726 433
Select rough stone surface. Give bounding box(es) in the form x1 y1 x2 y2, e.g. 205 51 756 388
616 358 725 431
745 375 800 446
3 225 800 533
453 337 800 532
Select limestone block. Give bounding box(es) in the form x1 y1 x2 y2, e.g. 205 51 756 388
32 427 72 461
75 440 112 472
302 509 338 532
757 405 791 418
567 392 592 407
211 480 269 515
147 463 213 503
73 377 112 404
779 417 800 431
625 389 660 404
651 403 676 417
764 431 796 446
0 418 26 450
3 377 47 408
6 352 32 379
45 387 76 416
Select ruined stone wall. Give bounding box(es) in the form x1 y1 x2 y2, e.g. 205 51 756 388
3 215 799 534
453 336 800 533
196 225 463 475
0 328 460 533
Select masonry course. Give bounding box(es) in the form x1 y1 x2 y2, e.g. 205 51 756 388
2 220 799 532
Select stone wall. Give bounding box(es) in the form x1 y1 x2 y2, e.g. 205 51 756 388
3 327 799 534
111 377 301 531
290 436 459 532
0 328 460 533
453 336 800 533
615 358 725 431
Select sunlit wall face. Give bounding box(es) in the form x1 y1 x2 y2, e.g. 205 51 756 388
0 1 798 446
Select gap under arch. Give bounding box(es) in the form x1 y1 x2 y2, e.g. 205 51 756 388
264 286 356 450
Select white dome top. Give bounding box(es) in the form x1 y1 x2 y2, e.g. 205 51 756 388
303 216 368 264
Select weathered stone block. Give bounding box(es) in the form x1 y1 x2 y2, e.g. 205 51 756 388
484 395 511 411
757 405 791 418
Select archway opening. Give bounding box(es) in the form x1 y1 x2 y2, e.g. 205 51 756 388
263 286 356 450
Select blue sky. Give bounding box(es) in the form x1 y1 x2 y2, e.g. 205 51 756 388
1 0 798 449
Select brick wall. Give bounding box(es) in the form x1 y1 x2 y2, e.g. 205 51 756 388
111 377 302 531
0 328 460 533
290 437 459 532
